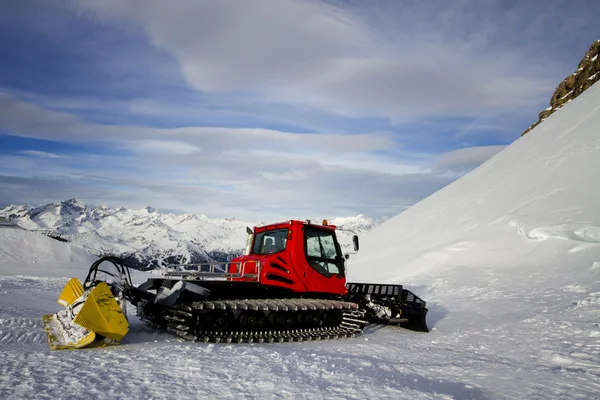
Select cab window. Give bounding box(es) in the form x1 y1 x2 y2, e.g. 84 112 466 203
252 229 288 255
305 228 344 277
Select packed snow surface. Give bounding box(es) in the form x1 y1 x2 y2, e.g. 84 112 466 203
1 82 599 398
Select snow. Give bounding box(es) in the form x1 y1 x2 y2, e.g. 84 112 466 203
1 82 600 398
560 89 573 100
348 80 600 397
592 55 598 62
0 226 95 277
44 310 91 346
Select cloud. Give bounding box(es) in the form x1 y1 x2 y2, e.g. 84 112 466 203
73 0 373 90
122 140 201 155
0 92 396 156
0 93 472 219
0 164 455 221
19 150 62 159
71 0 563 120
432 145 506 174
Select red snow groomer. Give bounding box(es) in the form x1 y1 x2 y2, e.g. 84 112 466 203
43 220 428 349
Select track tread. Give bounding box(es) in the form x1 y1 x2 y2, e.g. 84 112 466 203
142 298 366 344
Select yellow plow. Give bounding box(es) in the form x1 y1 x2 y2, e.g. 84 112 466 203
42 258 131 350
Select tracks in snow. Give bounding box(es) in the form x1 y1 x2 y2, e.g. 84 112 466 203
0 318 47 346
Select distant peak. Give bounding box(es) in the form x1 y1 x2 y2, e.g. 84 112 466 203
62 198 86 208
348 214 372 222
142 206 156 213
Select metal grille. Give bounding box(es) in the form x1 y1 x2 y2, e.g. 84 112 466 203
347 282 402 297
347 282 427 309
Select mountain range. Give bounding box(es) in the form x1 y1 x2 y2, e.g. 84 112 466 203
0 198 384 270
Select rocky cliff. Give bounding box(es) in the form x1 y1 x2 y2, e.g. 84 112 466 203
522 39 600 136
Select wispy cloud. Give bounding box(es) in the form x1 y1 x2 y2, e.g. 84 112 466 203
71 0 566 120
431 145 507 175
121 140 201 156
19 150 62 159
0 93 454 219
0 93 397 154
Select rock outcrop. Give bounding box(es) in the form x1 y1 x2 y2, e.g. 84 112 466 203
522 40 600 136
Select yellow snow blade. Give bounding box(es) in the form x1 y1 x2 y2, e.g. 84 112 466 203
42 313 97 350
57 277 84 307
73 282 129 341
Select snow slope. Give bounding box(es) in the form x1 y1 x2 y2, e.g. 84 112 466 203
0 225 95 277
348 81 600 397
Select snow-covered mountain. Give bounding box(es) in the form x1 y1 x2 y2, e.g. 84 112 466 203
347 81 600 397
329 214 388 233
0 199 382 269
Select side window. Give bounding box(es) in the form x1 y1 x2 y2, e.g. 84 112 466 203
305 229 342 276
319 234 337 259
306 233 322 258
252 229 288 255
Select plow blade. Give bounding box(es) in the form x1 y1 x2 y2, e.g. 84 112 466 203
57 277 84 307
399 307 429 332
43 280 129 350
74 282 128 341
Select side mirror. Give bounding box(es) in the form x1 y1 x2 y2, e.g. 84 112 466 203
352 235 359 252
246 227 253 235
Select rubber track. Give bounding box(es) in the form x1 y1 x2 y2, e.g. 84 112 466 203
141 298 367 344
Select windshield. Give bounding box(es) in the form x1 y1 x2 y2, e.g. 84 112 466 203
305 227 344 277
252 229 288 255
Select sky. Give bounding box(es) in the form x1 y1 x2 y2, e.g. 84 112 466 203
0 0 598 220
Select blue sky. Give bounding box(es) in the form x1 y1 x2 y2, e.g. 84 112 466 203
0 0 598 220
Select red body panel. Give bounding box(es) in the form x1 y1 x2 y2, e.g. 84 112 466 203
230 220 348 296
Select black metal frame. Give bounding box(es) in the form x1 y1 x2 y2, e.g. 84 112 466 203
83 256 133 289
346 282 429 332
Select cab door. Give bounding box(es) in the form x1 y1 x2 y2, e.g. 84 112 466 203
301 226 347 295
